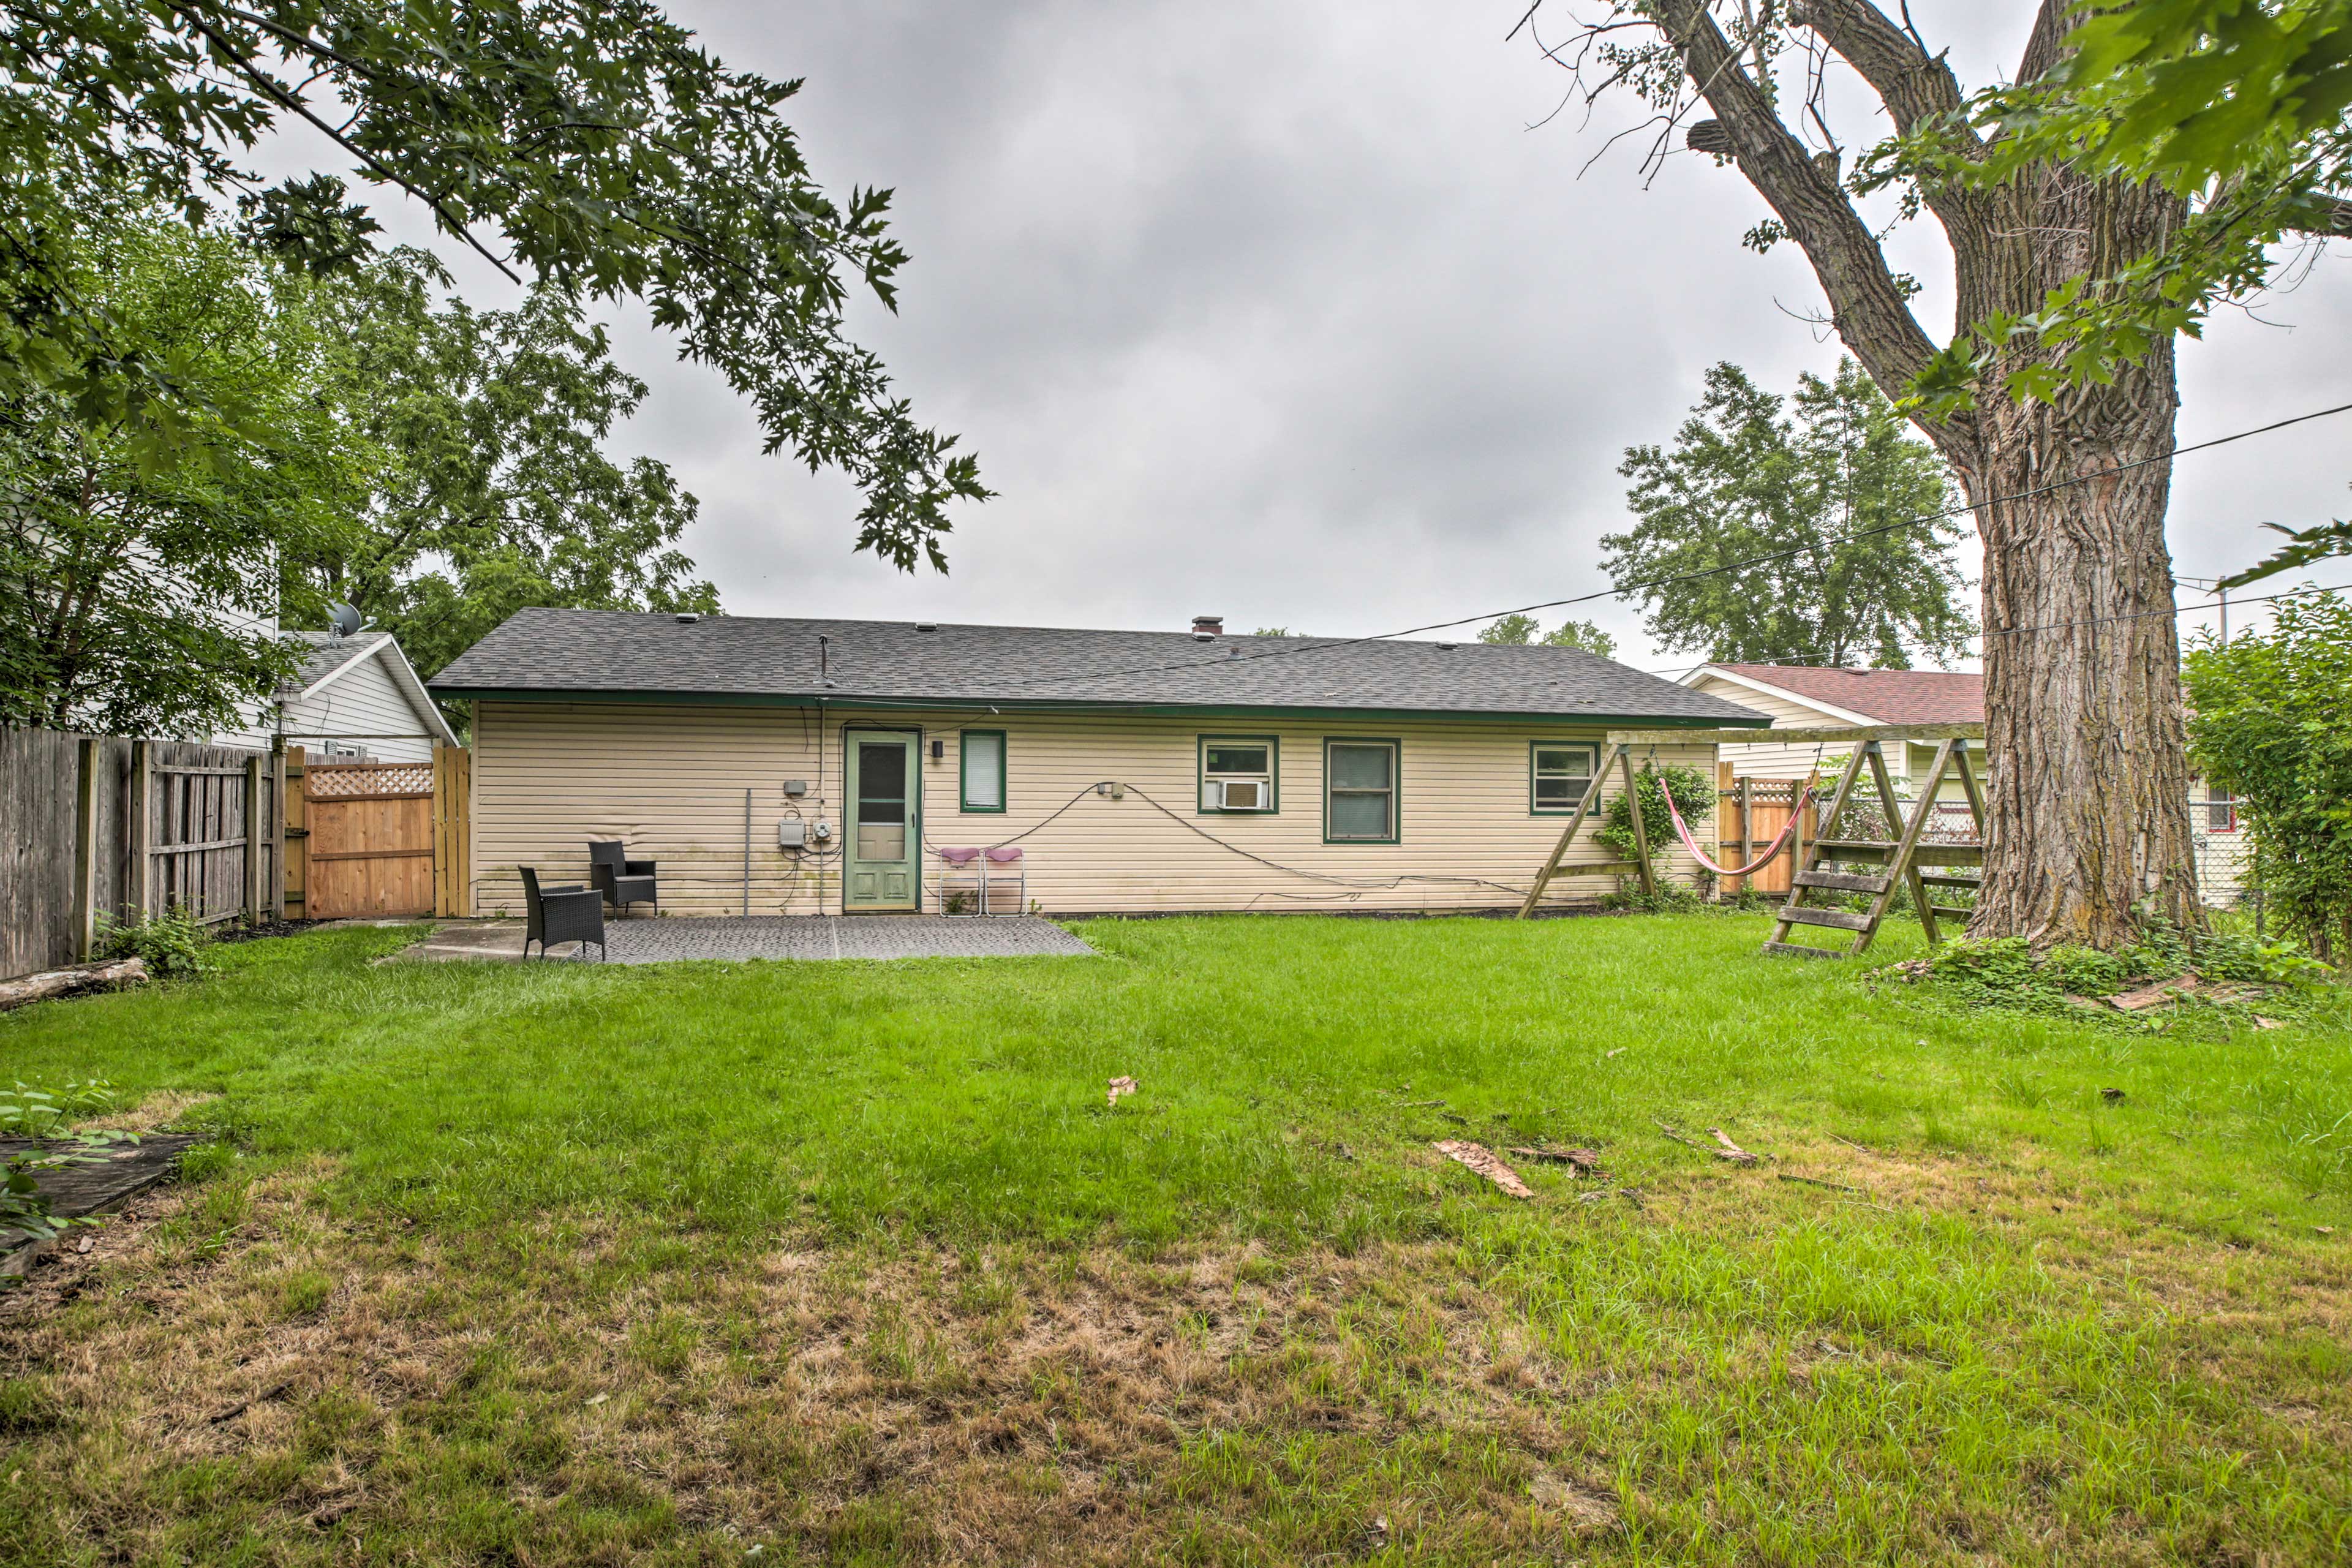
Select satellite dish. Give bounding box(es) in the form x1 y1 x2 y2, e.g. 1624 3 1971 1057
328 603 364 639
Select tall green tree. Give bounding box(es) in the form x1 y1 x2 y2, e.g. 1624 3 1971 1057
1602 360 1972 669
2184 594 2352 962
1 0 985 570
1510 1 2352 945
0 216 367 733
311 251 718 679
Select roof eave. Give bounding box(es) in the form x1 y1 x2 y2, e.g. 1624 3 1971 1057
428 684 1771 729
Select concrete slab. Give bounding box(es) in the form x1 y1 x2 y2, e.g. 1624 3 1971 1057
396 916 1096 965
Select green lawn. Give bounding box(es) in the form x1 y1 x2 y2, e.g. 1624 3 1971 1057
2 914 2348 1565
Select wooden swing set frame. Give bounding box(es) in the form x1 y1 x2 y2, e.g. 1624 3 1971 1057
1515 723 1988 959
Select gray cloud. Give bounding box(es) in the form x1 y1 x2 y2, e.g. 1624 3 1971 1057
379 2 2352 662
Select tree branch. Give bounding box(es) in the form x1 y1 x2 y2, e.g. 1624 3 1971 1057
1653 0 1962 448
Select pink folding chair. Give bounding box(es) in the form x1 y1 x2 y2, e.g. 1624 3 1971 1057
935 846 984 916
982 845 1026 914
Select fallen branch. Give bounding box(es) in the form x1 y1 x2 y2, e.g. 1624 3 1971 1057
1434 1140 1532 1199
1658 1122 1763 1164
0 957 148 1012
1708 1128 1761 1164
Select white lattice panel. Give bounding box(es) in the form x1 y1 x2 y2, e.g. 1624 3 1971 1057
307 762 434 799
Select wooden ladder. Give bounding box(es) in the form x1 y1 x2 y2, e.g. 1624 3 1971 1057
1762 736 1986 959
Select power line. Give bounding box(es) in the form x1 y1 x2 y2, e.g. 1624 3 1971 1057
1633 578 2352 677
951 397 2352 693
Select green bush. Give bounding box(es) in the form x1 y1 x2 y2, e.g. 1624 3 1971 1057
2184 596 2352 963
1596 760 1713 872
92 903 210 979
2198 929 2335 987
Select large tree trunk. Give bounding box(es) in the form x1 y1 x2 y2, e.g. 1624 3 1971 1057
1956 141 2201 943
1650 0 2204 946
1966 362 2201 945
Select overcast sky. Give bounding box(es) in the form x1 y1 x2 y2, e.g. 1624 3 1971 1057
363 1 2352 671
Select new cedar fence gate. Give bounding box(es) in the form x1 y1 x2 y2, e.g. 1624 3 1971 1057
282 745 472 921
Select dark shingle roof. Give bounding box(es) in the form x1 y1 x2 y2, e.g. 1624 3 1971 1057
429 609 1767 727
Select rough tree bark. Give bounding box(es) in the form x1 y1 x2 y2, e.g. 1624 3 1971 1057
1639 0 2201 946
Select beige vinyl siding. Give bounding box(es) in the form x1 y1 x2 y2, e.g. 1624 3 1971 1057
469 701 1709 916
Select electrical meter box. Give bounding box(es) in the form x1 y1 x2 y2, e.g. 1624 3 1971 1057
777 820 807 849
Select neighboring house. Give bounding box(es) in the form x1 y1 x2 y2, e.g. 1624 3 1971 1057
1677 662 2248 904
216 630 460 763
427 609 1768 917
1678 663 1986 796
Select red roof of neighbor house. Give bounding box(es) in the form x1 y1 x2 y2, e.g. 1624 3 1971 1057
1705 663 1985 726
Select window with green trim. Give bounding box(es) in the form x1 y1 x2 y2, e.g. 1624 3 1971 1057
1530 741 1599 815
1324 739 1398 843
1199 736 1276 812
959 729 1006 812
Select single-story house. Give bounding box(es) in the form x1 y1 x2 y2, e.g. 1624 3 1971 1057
217 630 459 763
427 609 1770 917
1675 661 2248 904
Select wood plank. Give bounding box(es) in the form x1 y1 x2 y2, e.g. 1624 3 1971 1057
73 737 100 962
1617 746 1657 899
1762 940 1847 959
1917 873 1980 889
309 848 434 862
148 837 248 856
1778 905 1875 932
1909 845 1983 865
1890 740 1956 949
128 741 153 919
1792 869 1890 894
1929 905 1974 919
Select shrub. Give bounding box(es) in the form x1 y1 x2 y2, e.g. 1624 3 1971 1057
1595 761 1713 873
2184 596 2352 963
92 903 210 978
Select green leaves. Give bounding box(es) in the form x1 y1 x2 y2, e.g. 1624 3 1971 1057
2 0 986 571
1602 360 1974 669
2184 593 2352 959
2219 514 2352 589
1893 1 2352 413
307 249 722 679
2 214 366 733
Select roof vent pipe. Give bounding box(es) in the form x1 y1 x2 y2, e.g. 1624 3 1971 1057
1191 614 1223 641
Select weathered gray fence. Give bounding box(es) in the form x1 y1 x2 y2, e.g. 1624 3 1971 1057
0 731 282 981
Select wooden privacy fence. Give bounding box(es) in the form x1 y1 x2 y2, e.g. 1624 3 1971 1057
0 730 283 981
1713 767 1820 896
282 745 471 921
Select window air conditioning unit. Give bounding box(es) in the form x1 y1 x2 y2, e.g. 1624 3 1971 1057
1204 779 1264 811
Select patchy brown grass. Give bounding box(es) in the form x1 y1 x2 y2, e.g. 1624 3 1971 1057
4 1144 2348 1566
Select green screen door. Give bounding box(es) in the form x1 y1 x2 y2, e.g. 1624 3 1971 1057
846 732 918 910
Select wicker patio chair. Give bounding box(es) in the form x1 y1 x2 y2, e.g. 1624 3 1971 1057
588 840 658 916
522 865 607 960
